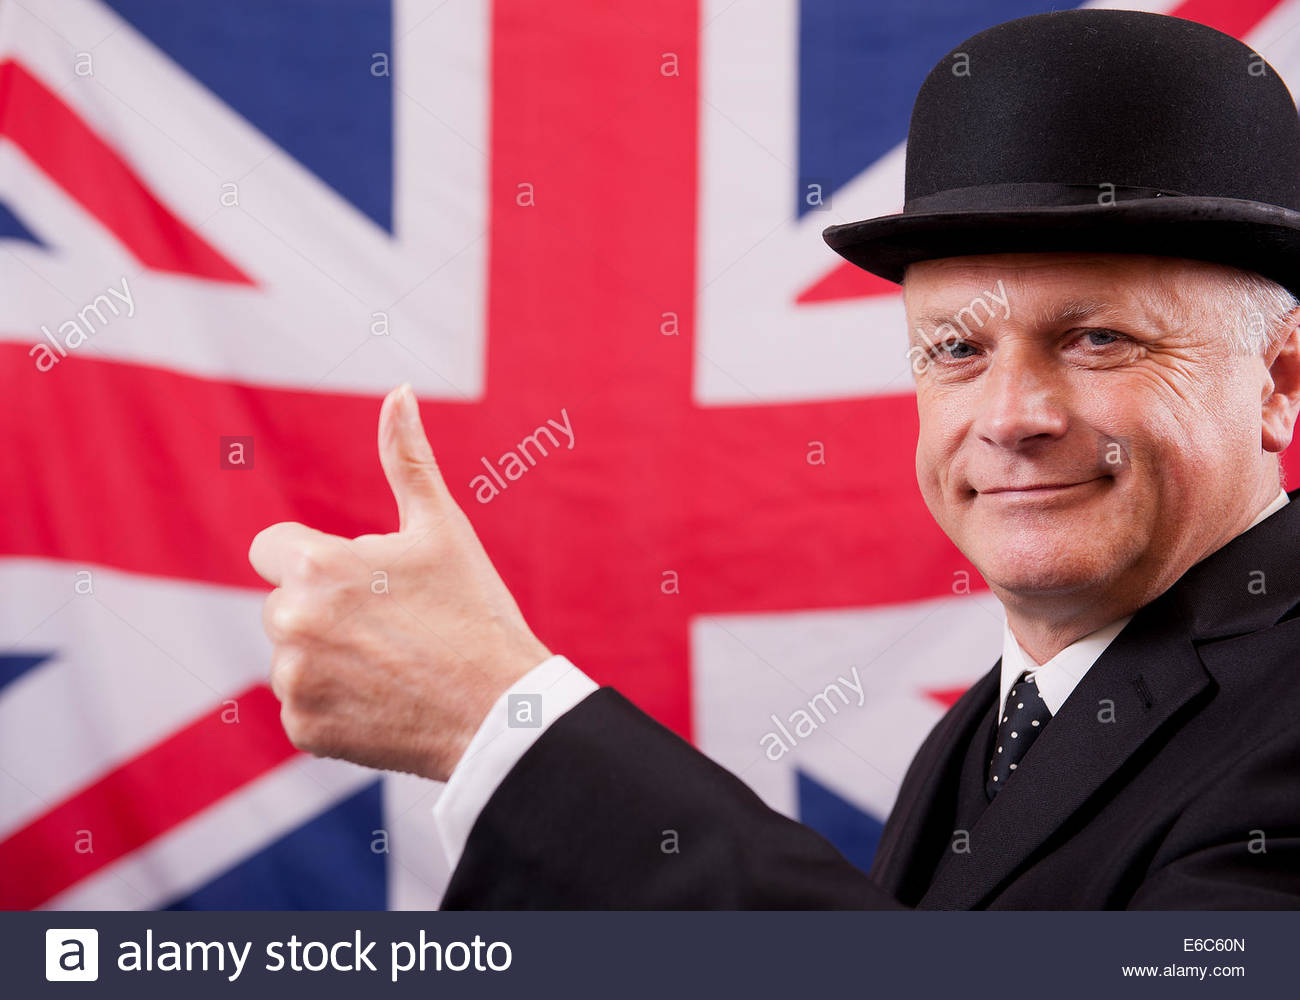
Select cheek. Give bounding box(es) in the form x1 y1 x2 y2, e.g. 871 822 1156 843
915 387 969 468
914 411 944 489
1202 378 1265 450
1123 378 1253 478
914 431 935 490
1075 374 1193 468
914 409 965 519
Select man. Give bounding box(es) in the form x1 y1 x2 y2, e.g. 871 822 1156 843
249 9 1300 907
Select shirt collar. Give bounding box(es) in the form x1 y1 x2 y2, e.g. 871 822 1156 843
997 487 1290 715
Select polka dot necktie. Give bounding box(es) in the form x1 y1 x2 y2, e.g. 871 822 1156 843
986 670 1052 800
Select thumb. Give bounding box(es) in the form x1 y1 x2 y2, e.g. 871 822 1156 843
378 383 448 531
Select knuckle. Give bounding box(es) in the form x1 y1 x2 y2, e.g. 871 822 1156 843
287 540 340 583
279 702 313 752
288 548 324 582
282 706 331 756
269 649 307 701
265 596 319 640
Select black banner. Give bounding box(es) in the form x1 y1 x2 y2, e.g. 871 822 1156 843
8 910 1290 997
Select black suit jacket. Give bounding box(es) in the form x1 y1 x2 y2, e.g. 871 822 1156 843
443 489 1300 908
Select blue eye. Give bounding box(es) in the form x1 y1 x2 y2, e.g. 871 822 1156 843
1084 329 1121 346
941 340 977 360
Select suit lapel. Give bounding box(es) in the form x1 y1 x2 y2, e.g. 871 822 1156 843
917 486 1300 909
919 617 1209 908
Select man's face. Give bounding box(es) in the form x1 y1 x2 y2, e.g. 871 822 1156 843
904 252 1276 608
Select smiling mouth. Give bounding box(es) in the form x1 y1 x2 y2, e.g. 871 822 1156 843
979 476 1106 496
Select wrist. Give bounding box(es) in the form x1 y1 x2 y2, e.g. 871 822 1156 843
430 638 554 781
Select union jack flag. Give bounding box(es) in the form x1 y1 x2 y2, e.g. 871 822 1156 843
3 0 1297 909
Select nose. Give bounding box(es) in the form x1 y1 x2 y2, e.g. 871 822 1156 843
971 347 1068 450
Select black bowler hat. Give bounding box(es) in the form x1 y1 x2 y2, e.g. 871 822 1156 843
822 9 1300 298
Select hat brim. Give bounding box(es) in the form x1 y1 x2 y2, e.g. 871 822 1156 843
822 196 1300 298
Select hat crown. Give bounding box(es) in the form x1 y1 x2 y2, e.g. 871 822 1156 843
905 10 1300 211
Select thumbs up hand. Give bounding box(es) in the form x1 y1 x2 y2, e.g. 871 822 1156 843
248 384 552 782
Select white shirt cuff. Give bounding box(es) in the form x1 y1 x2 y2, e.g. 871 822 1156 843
432 653 598 871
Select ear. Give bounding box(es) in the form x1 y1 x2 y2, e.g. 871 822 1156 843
1261 308 1300 454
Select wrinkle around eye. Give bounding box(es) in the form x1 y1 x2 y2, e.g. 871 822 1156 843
1063 329 1145 367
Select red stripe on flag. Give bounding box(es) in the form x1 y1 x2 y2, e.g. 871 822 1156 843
0 59 253 285
0 345 399 588
925 686 970 711
0 684 295 909
796 258 902 303
1168 0 1286 38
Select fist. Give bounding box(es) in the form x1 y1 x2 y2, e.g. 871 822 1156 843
248 384 552 781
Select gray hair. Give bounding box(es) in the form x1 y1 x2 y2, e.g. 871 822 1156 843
1216 271 1297 491
1219 270 1299 357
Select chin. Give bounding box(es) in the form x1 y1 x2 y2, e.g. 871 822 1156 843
984 564 1101 598
968 532 1118 597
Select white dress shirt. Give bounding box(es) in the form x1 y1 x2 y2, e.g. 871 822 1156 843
436 487 1291 870
433 654 595 869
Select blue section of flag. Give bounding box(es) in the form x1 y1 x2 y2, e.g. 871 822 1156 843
0 652 53 692
104 0 393 231
796 0 1068 216
0 200 43 246
797 769 884 874
163 781 387 910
